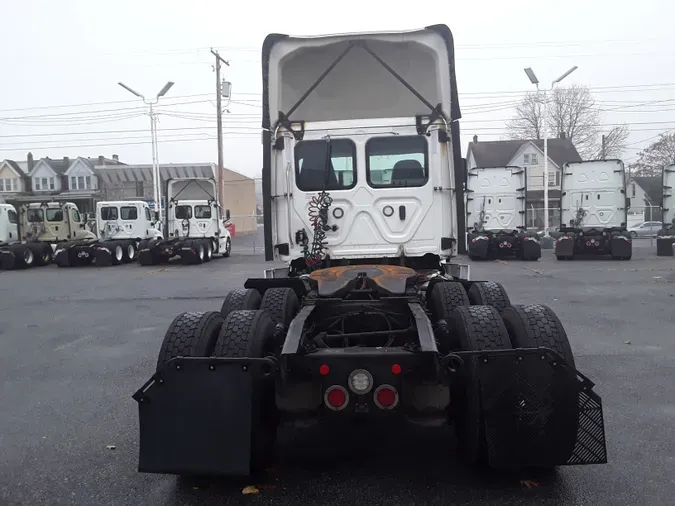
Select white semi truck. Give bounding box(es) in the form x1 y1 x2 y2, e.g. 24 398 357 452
553 159 632 260
0 201 94 269
656 163 674 256
53 200 163 267
137 178 232 265
465 166 540 261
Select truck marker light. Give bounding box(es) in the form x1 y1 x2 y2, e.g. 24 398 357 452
324 385 348 410
391 363 402 375
374 385 399 410
348 369 373 394
319 364 330 376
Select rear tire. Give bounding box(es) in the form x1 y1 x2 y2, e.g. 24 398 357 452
260 287 300 328
123 241 136 263
213 310 278 472
467 282 511 312
155 311 225 372
448 305 512 466
427 282 470 351
223 237 231 258
110 241 124 265
221 288 262 318
29 243 52 266
202 239 213 262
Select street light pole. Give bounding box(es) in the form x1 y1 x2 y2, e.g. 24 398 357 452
524 66 577 236
118 81 174 222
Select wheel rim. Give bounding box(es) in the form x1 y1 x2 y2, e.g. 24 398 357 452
115 246 123 261
128 244 135 259
24 248 34 264
227 239 231 254
206 243 213 259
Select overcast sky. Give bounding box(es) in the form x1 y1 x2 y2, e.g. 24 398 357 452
2 0 674 179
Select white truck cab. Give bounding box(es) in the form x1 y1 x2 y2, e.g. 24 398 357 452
21 201 96 243
96 200 163 241
656 163 675 256
0 203 19 244
262 26 465 274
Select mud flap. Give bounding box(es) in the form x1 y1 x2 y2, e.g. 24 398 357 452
53 246 71 267
610 236 632 259
521 237 541 260
554 236 575 258
656 237 675 256
455 348 607 469
0 249 16 269
468 235 489 259
133 357 274 476
94 246 113 266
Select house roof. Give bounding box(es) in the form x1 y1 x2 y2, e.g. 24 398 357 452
95 163 216 185
41 158 72 175
467 138 582 168
631 176 662 205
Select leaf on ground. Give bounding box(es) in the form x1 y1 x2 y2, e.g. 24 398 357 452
150 268 169 274
520 480 541 488
624 340 631 345
495 259 508 264
105 444 116 450
242 485 260 495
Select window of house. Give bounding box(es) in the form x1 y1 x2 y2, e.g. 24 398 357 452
548 171 560 186
100 207 118 220
0 178 18 192
71 175 93 190
194 205 211 219
34 177 55 191
27 209 43 222
120 206 138 220
295 139 357 191
145 207 152 221
175 205 192 219
8 209 18 224
531 154 538 165
366 136 428 188
46 209 64 222
524 154 530 164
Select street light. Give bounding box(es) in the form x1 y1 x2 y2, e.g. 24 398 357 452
117 81 175 221
523 66 577 237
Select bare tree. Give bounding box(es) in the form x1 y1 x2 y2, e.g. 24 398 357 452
629 132 675 177
507 84 607 158
594 125 630 159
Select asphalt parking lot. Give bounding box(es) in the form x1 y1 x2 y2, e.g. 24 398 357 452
1 238 674 506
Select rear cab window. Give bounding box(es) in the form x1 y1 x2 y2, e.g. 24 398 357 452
366 136 428 188
101 207 118 220
194 205 211 219
27 209 44 222
46 209 64 222
121 206 138 220
295 139 356 191
175 205 192 219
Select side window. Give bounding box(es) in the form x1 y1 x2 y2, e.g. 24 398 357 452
100 207 118 220
145 207 151 221
8 209 18 224
294 139 356 191
120 206 138 220
70 209 81 223
194 205 212 219
366 136 428 188
175 205 192 219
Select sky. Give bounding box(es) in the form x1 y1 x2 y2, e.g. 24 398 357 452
1 0 674 180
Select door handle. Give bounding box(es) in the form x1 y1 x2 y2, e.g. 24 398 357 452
399 205 406 221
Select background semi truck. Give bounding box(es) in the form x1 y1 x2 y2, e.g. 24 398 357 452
137 177 232 265
54 200 162 267
656 163 674 256
553 159 632 260
133 25 606 478
1 201 94 269
465 165 541 261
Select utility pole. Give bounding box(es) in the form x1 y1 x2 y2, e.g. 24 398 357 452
211 48 230 205
601 134 606 159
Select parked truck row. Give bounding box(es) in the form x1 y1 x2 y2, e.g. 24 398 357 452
0 177 233 269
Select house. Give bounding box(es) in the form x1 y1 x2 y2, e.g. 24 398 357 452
1 153 122 213
626 176 662 224
466 134 583 228
96 163 258 235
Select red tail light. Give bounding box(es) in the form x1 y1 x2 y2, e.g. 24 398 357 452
507 243 512 248
319 364 330 376
374 385 399 410
324 385 348 411
391 363 402 375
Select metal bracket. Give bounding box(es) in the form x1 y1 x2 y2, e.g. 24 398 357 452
416 104 445 135
277 112 305 141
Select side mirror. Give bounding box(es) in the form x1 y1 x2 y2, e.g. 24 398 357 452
225 209 231 221
625 197 631 210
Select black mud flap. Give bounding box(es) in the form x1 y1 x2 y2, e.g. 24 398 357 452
133 357 275 476
554 236 575 258
138 248 156 266
0 250 17 270
468 235 489 259
610 236 632 259
94 246 113 266
455 348 607 469
521 237 541 260
656 237 675 256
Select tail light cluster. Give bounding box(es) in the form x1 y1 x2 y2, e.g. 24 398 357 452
322 366 400 411
498 241 512 249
